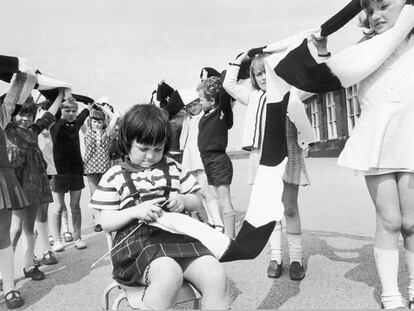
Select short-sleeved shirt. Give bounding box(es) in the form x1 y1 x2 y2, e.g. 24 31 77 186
90 156 201 210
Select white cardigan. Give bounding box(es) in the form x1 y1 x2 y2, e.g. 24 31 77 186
223 64 314 151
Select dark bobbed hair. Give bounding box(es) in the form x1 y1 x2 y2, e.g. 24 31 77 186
118 104 172 156
15 96 36 117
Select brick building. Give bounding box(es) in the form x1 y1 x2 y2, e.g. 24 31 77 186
304 86 360 157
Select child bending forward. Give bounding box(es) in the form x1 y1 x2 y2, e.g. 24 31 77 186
90 104 230 310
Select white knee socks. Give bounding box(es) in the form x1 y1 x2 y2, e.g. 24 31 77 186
269 222 282 263
0 246 15 293
287 232 302 264
405 248 414 302
374 247 404 309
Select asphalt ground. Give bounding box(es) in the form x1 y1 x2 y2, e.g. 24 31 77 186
2 157 410 310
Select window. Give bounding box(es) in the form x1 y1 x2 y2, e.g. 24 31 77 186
325 92 337 139
345 85 360 133
310 98 320 141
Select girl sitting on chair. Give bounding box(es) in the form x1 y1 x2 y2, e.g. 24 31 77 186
90 104 230 310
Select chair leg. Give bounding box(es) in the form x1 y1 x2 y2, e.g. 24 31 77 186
193 298 201 310
112 292 127 311
103 282 122 310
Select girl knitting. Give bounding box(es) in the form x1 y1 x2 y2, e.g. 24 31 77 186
7 90 64 281
84 103 117 232
90 104 230 310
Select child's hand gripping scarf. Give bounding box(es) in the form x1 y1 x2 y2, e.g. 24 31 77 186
269 2 414 93
142 0 376 263
0 55 72 102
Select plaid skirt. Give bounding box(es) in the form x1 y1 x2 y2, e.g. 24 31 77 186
111 222 212 286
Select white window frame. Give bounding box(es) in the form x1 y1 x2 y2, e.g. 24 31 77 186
345 85 360 134
325 92 337 139
310 98 320 142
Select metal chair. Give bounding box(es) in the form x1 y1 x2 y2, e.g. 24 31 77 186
102 232 201 310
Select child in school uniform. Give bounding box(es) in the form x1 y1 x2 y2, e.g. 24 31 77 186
180 98 225 231
49 96 92 252
7 91 64 281
36 100 73 247
197 77 236 238
90 104 230 310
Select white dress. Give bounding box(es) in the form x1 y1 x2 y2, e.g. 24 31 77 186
180 113 205 173
338 35 414 174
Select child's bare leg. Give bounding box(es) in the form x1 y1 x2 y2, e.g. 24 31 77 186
196 170 224 227
10 209 24 252
87 174 102 227
398 173 414 303
69 190 82 241
21 205 41 271
35 203 54 256
61 206 70 234
137 257 183 309
51 192 65 243
0 209 15 294
365 174 403 309
214 184 235 238
181 255 230 310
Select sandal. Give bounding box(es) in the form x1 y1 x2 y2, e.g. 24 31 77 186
62 232 73 242
5 290 24 309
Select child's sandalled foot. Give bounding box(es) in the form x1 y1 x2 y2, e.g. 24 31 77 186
23 266 45 281
62 232 73 242
5 290 24 309
41 251 58 265
75 239 87 250
52 241 64 252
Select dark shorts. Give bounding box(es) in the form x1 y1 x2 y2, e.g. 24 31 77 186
51 174 85 192
201 151 233 186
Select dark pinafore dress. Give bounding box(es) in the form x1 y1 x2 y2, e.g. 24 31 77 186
0 129 30 210
110 160 212 287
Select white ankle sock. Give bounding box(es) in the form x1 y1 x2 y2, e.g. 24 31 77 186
374 247 404 309
205 200 224 227
0 246 15 293
35 221 51 255
269 222 282 263
405 248 414 301
287 233 302 264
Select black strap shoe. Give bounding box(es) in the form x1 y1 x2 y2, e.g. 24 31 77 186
289 261 305 281
267 260 283 278
23 266 45 281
